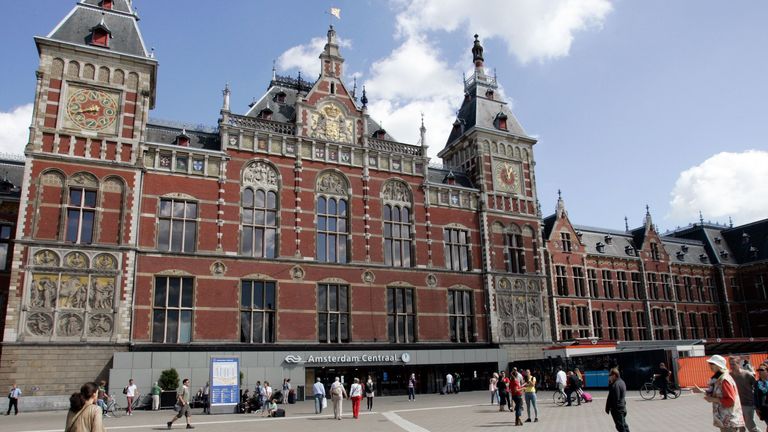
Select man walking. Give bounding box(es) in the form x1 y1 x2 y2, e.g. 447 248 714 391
151 381 162 411
445 373 453 394
125 378 138 416
6 383 21 415
330 377 347 420
167 378 194 429
312 378 326 414
606 368 629 432
555 367 567 400
730 356 761 432
653 362 670 400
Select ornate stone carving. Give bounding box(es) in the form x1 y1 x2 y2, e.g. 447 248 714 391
309 103 353 143
64 252 88 269
516 322 528 337
317 172 348 197
426 273 437 288
93 254 117 270
382 180 411 203
501 322 514 338
497 295 513 319
70 172 98 187
514 296 526 318
527 297 540 318
33 250 59 267
498 278 511 290
290 265 305 281
527 279 540 292
42 172 64 186
26 312 53 336
362 270 375 284
530 322 543 338
210 261 227 277
242 161 278 189
88 313 113 337
513 279 525 291
90 277 115 310
30 275 57 309
58 276 88 309
57 312 83 337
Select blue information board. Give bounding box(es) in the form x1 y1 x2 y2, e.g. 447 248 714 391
210 357 239 406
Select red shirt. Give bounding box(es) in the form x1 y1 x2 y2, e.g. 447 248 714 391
509 377 523 397
720 379 737 408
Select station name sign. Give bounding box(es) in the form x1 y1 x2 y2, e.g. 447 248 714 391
284 352 411 365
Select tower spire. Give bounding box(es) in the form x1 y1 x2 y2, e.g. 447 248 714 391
472 34 484 71
222 83 231 111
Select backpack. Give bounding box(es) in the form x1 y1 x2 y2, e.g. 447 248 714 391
122 386 128 395
332 385 343 397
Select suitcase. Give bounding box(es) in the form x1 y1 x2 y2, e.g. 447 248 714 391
288 391 296 404
581 391 592 403
273 408 286 417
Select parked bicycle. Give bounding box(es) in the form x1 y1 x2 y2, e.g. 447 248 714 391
639 379 681 400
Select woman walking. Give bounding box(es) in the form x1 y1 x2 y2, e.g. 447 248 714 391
755 364 768 430
66 382 105 432
509 373 524 426
365 376 375 411
489 372 499 405
408 374 417 402
693 354 745 431
523 370 538 423
349 378 363 419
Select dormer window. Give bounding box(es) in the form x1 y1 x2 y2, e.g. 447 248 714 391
494 112 508 131
596 242 605 253
604 234 613 245
681 245 689 253
749 246 759 258
373 129 386 140
625 245 635 256
258 108 273 120
485 89 494 100
99 0 113 10
176 129 190 147
330 82 336 94
699 254 708 263
650 242 661 260
274 91 287 104
676 251 685 261
89 20 112 48
719 250 729 258
714 236 721 244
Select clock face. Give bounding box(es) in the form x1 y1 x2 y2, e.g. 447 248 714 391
494 160 521 193
65 88 119 132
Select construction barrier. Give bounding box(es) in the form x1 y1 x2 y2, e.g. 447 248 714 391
677 353 767 388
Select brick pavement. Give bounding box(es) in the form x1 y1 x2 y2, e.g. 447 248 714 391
0 389 733 432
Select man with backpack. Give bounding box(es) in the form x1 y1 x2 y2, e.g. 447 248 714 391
330 377 347 420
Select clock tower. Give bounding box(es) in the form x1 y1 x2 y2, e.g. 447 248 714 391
438 35 551 354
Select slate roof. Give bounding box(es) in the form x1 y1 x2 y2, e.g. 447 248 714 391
145 121 221 152
46 1 148 57
721 218 768 264
0 158 25 199
660 236 712 266
573 225 639 258
426 167 475 189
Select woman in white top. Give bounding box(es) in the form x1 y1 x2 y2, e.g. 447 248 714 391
262 382 273 416
349 378 363 419
489 372 499 405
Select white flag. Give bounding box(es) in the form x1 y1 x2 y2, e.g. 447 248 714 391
330 7 341 19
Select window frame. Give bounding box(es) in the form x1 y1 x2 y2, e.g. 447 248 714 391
383 204 413 267
0 224 13 271
444 227 471 271
239 280 277 343
317 283 350 343
157 198 198 253
504 232 526 274
65 186 97 244
152 276 194 343
240 187 278 258
448 289 474 343
387 286 416 343
316 195 349 264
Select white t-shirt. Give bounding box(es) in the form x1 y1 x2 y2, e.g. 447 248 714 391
556 371 567 386
126 384 138 397
350 383 362 398
446 374 453 384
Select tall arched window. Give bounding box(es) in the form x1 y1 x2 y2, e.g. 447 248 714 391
241 160 280 258
382 180 413 267
66 172 99 244
316 171 349 263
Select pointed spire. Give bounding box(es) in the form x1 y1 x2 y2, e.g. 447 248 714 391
644 204 653 229
472 34 484 69
624 216 629 232
729 216 733 228
360 86 368 107
222 83 231 111
419 112 427 149
556 190 566 218
271 59 276 80
352 76 357 100
699 210 704 225
320 24 344 78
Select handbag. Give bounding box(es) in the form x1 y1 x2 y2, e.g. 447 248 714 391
173 402 181 412
321 397 327 409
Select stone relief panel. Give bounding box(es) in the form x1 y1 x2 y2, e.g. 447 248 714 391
88 313 113 337
26 312 54 336
33 249 60 267
316 171 349 197
58 276 88 309
381 180 411 205
90 277 115 310
309 103 354 144
242 161 279 190
57 312 84 337
30 274 58 309
495 275 546 343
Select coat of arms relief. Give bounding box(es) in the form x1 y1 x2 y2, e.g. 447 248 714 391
309 103 353 144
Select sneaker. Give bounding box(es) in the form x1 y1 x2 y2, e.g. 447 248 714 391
186 425 194 429
167 421 172 430
525 419 532 422
534 418 539 422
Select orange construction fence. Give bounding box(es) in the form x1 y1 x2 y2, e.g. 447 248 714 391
677 353 767 388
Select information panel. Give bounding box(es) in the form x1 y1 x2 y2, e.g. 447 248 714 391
209 357 239 406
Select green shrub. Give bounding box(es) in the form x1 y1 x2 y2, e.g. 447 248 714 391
158 368 180 391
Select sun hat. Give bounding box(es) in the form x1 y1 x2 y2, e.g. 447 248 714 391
706 355 727 371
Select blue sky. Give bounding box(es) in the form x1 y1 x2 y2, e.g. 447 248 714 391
1 0 766 231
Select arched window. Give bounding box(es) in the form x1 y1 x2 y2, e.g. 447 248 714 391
66 173 99 244
316 172 349 263
241 188 277 258
381 180 413 267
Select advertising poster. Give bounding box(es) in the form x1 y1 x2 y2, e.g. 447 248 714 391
210 357 239 406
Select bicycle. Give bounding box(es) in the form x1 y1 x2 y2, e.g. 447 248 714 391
553 390 577 406
639 380 681 400
102 398 123 418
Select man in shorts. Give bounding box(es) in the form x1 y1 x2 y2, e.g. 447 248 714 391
167 378 194 429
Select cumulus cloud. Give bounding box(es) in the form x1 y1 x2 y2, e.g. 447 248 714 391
0 104 33 155
396 0 613 63
668 150 768 225
277 36 352 79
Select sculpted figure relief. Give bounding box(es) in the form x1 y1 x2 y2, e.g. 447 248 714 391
31 277 57 308
382 181 410 203
317 172 347 196
26 312 53 336
90 278 115 310
33 250 59 266
88 314 113 337
93 254 116 270
57 313 83 337
242 161 278 189
64 252 88 269
59 277 87 309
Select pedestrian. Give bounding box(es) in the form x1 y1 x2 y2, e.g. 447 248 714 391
509 371 524 426
754 364 768 429
365 376 375 411
167 378 194 430
489 372 499 405
6 383 21 415
445 373 453 394
312 378 326 414
566 371 582 406
693 354 745 431
66 382 105 432
498 371 511 412
555 366 567 401
262 381 273 416
408 373 417 401
523 369 538 423
255 381 263 411
202 382 209 414
97 381 109 417
729 356 760 432
605 368 629 432
330 377 347 420
151 381 162 411
281 379 289 404
349 377 363 419
124 379 138 416
455 372 461 394
653 362 671 400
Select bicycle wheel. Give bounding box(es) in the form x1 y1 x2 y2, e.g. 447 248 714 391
553 391 566 406
639 383 656 400
668 385 681 399
111 402 123 418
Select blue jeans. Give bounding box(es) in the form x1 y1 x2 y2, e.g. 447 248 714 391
525 392 538 419
408 387 415 400
314 394 324 414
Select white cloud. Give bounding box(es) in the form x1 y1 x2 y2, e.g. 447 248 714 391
668 150 768 225
277 36 352 79
396 0 613 63
0 104 33 155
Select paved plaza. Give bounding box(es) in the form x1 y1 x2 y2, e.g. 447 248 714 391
0 389 728 432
